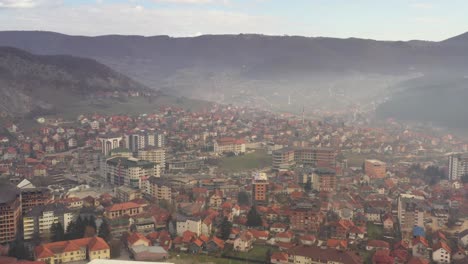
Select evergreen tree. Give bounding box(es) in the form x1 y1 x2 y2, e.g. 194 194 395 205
50 222 65 242
65 220 76 240
304 177 312 192
89 215 97 230
246 206 263 227
219 217 232 240
237 191 250 206
98 219 112 242
8 238 30 260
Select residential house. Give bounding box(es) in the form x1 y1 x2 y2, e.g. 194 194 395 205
234 231 254 252
34 237 110 263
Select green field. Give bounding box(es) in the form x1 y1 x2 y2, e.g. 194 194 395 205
223 245 272 262
169 253 245 264
218 151 271 172
367 223 384 240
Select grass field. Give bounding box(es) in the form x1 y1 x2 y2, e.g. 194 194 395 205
169 253 245 264
367 222 384 240
218 150 271 172
223 245 272 262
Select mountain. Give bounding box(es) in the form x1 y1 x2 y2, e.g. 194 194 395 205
1 31 468 127
0 46 149 116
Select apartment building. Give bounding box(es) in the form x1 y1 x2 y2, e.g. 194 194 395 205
294 147 337 168
311 168 337 193
97 135 123 156
35 237 110 263
105 157 157 188
115 186 142 202
290 204 324 232
147 177 172 201
272 148 295 171
448 152 468 181
137 147 166 174
176 216 202 236
23 203 75 240
214 137 246 154
252 172 268 204
20 187 52 214
397 194 426 237
0 184 21 243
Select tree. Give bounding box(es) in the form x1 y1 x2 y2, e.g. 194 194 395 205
219 217 232 240
237 191 250 206
246 206 263 227
8 238 30 260
462 173 468 184
98 219 112 242
50 222 65 242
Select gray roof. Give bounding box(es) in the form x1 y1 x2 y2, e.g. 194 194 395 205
0 183 20 204
131 245 168 254
25 203 71 217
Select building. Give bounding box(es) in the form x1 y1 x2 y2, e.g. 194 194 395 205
176 216 202 236
234 231 254 252
126 132 166 152
105 202 144 219
98 135 123 156
432 241 451 264
115 186 142 202
294 148 336 168
0 183 21 243
105 157 157 188
252 172 268 204
272 148 295 171
311 168 337 192
365 159 387 179
397 194 426 237
166 158 203 173
23 203 75 240
214 137 246 154
35 237 110 263
137 148 166 174
290 204 324 232
287 245 362 264
18 181 52 214
147 177 172 201
448 153 468 181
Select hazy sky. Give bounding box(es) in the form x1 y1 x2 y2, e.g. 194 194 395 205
0 0 466 41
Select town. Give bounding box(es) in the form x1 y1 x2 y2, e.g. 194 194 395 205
0 102 467 264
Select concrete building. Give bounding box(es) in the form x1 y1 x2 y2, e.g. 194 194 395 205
311 168 337 193
147 177 172 201
35 237 110 263
272 148 295 171
23 203 75 240
176 216 201 236
18 180 52 214
397 194 426 237
294 148 336 168
105 202 144 219
365 159 387 179
252 171 268 205
0 183 21 243
98 135 123 156
115 186 142 202
137 147 166 174
448 153 468 181
105 157 157 189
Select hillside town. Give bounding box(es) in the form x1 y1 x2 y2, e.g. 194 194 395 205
0 103 467 264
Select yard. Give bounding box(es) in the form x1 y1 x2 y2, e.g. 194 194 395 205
169 252 245 264
223 245 272 262
218 150 271 172
367 223 384 240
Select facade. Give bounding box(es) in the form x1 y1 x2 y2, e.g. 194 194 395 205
115 186 142 202
294 148 336 168
290 205 324 232
287 245 362 264
214 137 246 154
176 216 201 236
234 231 253 252
272 148 296 171
20 187 52 214
252 172 268 204
147 177 172 201
0 184 21 243
137 148 166 174
98 135 123 156
23 203 75 240
105 202 144 219
432 242 451 264
105 157 157 189
35 237 110 263
311 168 337 192
448 153 468 181
397 194 426 237
365 159 387 179
166 158 204 173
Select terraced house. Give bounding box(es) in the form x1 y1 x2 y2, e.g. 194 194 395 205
35 237 110 263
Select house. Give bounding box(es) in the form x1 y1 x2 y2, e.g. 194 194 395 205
298 235 316 246
412 236 430 259
249 229 269 242
270 252 289 264
407 257 430 264
209 191 223 209
367 240 390 251
382 213 394 231
234 231 254 252
189 239 204 254
35 237 110 263
270 222 288 233
348 226 366 240
275 231 294 243
458 229 468 247
327 239 348 250
432 241 451 264
176 216 201 236
130 245 169 261
287 245 362 264
127 232 151 248
206 237 224 253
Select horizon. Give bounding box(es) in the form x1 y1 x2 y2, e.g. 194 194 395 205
1 0 468 41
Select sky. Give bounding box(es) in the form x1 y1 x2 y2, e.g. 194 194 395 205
0 0 466 41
